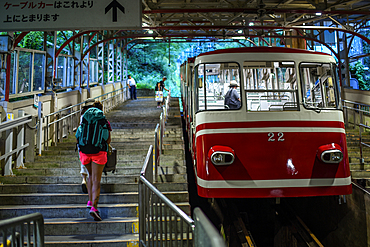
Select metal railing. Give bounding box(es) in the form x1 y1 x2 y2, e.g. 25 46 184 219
0 213 44 247
0 111 33 176
154 90 171 182
343 100 370 164
139 94 225 246
359 123 370 164
343 100 370 129
138 146 226 247
40 87 126 154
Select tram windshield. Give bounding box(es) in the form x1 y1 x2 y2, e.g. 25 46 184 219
194 62 241 111
300 62 340 110
243 61 298 111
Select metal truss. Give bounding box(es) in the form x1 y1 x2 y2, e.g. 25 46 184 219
116 44 122 82
97 42 104 85
108 43 114 84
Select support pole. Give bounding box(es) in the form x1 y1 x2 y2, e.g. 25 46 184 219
16 110 26 168
4 125 13 176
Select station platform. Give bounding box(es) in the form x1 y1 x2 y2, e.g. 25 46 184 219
0 97 189 246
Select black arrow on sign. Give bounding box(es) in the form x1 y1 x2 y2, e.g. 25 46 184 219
105 0 125 22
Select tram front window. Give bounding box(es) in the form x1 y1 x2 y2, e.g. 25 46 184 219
194 62 241 111
300 63 339 109
243 61 298 111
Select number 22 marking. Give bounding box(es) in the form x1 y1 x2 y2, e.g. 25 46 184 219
268 132 285 142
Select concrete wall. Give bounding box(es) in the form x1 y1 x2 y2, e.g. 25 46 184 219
286 183 370 247
344 88 370 105
0 82 127 119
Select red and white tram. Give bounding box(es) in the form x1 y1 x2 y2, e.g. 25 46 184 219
180 47 352 198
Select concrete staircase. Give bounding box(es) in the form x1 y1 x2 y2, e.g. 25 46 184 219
347 128 370 178
0 97 190 246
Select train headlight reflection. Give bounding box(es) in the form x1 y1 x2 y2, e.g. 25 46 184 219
208 146 235 166
317 143 343 164
321 150 343 163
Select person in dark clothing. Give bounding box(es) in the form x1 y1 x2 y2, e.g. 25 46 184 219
224 80 241 109
155 76 169 108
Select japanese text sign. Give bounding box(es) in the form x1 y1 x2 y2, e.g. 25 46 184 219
0 0 141 31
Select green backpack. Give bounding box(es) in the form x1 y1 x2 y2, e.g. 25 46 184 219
75 107 109 154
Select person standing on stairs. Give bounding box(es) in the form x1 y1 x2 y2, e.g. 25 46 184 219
155 76 169 108
127 75 137 100
76 100 112 221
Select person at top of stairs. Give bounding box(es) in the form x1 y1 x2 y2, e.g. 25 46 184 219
76 101 112 221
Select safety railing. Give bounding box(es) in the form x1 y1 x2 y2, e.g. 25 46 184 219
139 146 226 247
154 90 171 182
0 111 33 176
154 124 160 182
39 87 126 154
0 213 44 247
359 123 370 165
343 100 370 165
343 100 370 129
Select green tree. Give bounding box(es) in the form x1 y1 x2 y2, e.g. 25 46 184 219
350 61 370 90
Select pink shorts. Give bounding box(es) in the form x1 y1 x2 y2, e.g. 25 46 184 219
79 151 107 165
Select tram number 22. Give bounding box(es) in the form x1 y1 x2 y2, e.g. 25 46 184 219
268 132 285 142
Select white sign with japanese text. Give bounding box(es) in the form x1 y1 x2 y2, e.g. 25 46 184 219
0 0 141 31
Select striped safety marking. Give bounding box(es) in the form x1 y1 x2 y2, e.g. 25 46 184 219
197 176 352 189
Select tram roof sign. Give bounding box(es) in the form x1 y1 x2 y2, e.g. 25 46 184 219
0 0 141 31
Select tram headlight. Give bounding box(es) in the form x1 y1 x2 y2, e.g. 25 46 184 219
208 146 235 165
317 143 344 164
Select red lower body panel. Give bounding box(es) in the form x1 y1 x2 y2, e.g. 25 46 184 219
197 184 352 198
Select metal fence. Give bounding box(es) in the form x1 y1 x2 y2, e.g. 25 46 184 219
343 100 370 164
138 146 226 247
139 94 225 247
0 111 32 176
0 213 44 247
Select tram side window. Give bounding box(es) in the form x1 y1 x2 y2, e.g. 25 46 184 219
194 62 241 112
243 61 298 111
300 63 339 109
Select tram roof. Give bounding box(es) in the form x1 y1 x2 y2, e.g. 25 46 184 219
197 47 333 57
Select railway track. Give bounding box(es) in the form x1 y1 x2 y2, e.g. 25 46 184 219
208 198 324 247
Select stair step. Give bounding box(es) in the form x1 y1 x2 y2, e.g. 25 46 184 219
0 173 188 184
0 183 188 193
43 233 139 247
0 202 190 219
0 191 188 205
44 217 138 235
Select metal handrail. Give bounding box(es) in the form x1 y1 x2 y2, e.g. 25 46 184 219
139 145 226 247
0 213 44 247
359 123 370 164
139 94 226 246
139 145 194 247
193 208 227 247
0 113 32 175
342 100 370 166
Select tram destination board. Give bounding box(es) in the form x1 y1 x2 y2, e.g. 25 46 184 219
0 0 141 31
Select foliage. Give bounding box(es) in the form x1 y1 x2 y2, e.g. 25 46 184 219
127 40 247 97
349 61 370 90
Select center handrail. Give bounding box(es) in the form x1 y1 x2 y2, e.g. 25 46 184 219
0 212 44 247
342 99 370 166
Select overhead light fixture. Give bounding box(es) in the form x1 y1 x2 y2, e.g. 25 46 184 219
315 12 322 16
148 30 153 34
249 22 254 26
237 30 243 34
